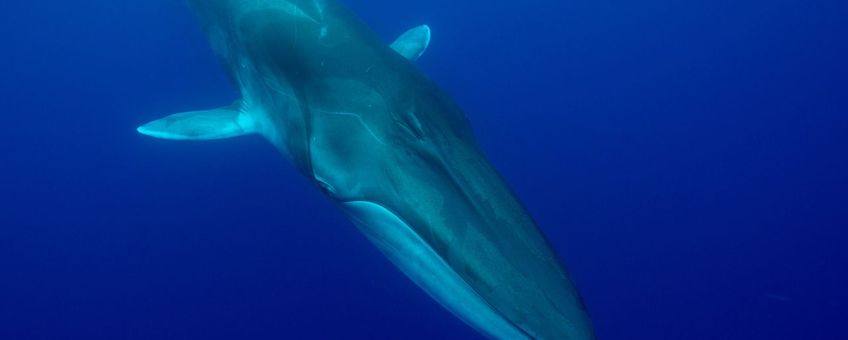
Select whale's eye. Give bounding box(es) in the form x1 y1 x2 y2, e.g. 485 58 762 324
315 177 337 196
396 109 425 141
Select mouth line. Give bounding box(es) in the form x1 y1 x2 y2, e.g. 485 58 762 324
238 1 322 25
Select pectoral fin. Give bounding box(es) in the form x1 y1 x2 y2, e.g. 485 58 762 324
391 25 431 61
137 101 257 140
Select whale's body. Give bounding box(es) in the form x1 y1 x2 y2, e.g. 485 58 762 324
138 1 594 339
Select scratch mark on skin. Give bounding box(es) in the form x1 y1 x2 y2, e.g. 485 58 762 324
317 109 387 145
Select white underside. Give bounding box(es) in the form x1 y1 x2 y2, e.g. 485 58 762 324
342 201 529 340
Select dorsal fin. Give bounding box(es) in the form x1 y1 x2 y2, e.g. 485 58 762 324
391 25 431 61
137 101 258 140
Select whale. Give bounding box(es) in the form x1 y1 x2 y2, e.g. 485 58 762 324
138 1 594 339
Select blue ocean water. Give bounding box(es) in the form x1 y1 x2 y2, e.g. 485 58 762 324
1 0 846 339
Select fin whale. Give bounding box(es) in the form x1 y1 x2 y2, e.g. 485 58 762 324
138 1 594 339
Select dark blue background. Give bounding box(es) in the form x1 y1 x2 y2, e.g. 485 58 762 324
2 0 846 339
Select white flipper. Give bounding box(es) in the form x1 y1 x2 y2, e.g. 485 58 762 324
390 25 431 61
342 201 529 340
137 101 258 140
